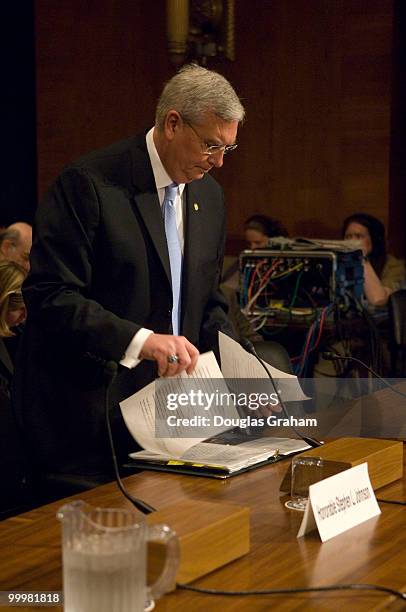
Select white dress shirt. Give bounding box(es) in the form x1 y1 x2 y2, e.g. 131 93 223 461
120 127 185 368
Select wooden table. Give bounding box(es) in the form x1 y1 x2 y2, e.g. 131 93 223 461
1 449 406 611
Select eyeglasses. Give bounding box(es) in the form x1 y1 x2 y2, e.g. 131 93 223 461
182 117 238 156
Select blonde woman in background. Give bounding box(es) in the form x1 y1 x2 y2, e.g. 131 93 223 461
0 261 27 336
0 261 27 396
0 261 30 518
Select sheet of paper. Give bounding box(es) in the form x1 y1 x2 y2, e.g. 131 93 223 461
181 442 275 468
238 437 310 455
130 437 309 470
219 332 308 402
120 351 239 458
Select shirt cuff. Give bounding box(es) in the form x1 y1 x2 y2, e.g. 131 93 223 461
119 328 154 369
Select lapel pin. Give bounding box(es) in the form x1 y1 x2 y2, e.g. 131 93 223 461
193 203 199 211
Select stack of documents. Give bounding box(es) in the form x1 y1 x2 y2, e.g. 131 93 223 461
127 437 309 477
120 334 309 478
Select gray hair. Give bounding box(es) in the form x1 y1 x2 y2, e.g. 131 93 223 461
155 63 245 129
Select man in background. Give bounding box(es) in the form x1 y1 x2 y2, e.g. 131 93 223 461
0 222 32 272
14 64 245 482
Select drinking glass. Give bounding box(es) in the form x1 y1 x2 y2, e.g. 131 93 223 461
285 456 324 511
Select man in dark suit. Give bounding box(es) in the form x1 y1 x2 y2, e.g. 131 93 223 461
13 64 245 481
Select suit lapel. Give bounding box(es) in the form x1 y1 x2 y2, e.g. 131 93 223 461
129 136 171 285
132 191 171 284
181 182 203 328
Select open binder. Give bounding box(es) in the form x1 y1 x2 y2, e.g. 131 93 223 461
124 431 310 479
124 455 281 479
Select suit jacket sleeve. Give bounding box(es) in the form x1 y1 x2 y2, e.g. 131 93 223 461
198 194 236 353
24 166 139 363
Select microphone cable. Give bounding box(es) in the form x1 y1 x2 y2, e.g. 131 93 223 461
103 360 155 514
343 291 383 373
321 351 406 400
240 338 322 448
177 581 406 602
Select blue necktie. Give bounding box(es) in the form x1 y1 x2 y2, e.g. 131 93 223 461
163 182 182 335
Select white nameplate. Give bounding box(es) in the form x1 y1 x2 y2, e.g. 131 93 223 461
297 463 381 542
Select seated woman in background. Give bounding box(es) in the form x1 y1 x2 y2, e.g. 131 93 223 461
0 261 27 395
223 214 288 288
0 261 31 518
343 213 405 307
244 214 288 250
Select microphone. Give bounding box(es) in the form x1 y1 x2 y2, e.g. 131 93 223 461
240 339 322 448
104 360 156 514
321 352 406 400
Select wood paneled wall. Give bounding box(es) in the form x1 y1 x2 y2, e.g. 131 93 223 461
35 0 173 196
36 0 400 255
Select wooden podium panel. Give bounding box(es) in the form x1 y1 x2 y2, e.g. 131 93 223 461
280 437 403 492
147 499 250 585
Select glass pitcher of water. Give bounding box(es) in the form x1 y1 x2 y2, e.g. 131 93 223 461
57 500 180 612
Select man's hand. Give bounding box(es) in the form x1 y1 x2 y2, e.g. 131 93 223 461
255 401 283 418
140 334 200 377
239 399 283 420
